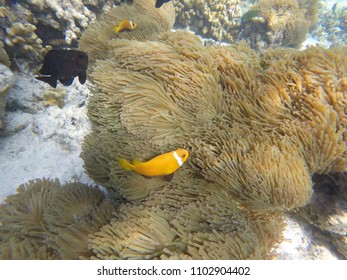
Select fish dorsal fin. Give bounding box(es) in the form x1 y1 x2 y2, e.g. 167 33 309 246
132 159 143 166
163 173 174 182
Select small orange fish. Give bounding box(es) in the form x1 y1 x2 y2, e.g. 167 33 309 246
118 148 189 182
114 19 137 33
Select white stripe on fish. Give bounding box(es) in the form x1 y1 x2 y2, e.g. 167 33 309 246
173 151 183 166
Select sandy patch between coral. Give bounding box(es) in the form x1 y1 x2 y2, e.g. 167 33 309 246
0 73 94 203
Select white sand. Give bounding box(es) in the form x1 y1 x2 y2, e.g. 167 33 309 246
0 73 94 203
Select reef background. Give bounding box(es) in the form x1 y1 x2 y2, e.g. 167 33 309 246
0 0 346 259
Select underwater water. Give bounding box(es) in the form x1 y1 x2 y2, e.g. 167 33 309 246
0 0 346 260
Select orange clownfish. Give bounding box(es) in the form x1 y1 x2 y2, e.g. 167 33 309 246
118 148 189 182
114 19 137 33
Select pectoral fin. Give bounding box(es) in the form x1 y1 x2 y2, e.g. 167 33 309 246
163 173 174 182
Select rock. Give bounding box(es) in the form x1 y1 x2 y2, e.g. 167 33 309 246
1 111 31 135
6 73 44 114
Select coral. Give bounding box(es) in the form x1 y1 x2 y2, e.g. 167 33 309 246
0 5 50 68
2 2 346 260
172 0 242 42
89 193 283 259
0 1 128 69
44 183 119 259
258 46 347 173
43 183 106 230
0 63 15 129
0 179 60 249
79 0 175 66
15 0 118 43
237 0 319 49
4 22 48 57
0 237 57 260
312 3 347 47
342 7 347 29
42 88 66 108
0 179 118 259
82 29 346 213
0 41 10 67
80 17 347 258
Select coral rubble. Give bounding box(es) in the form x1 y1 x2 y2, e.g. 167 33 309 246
42 88 66 108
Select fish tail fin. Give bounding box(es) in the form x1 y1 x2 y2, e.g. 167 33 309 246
132 159 143 166
114 26 120 33
118 158 133 171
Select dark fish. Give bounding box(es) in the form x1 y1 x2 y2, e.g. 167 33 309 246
155 0 170 8
36 50 88 88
